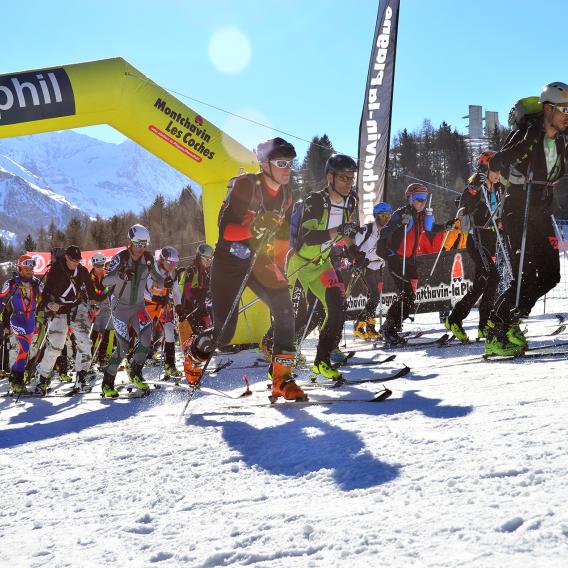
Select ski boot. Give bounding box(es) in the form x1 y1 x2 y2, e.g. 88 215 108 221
163 342 182 378
477 323 488 341
101 372 119 398
353 321 368 340
380 321 407 347
75 370 93 393
365 319 381 341
58 372 73 383
270 352 306 401
183 332 214 386
444 316 469 342
330 348 349 365
128 362 149 392
506 321 528 350
484 320 524 357
9 371 30 394
34 376 51 396
312 359 343 382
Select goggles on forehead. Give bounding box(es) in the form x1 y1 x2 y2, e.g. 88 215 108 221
269 159 294 169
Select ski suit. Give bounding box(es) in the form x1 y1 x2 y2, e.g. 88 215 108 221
103 249 164 378
354 220 386 322
212 173 294 353
0 275 42 374
89 269 113 362
287 189 357 363
179 261 212 332
37 261 99 377
378 205 443 327
448 180 502 329
488 120 568 322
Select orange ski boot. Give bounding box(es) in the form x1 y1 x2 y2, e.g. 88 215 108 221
270 352 307 402
183 333 214 386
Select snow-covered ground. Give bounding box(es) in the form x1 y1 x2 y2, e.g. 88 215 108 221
2 298 568 567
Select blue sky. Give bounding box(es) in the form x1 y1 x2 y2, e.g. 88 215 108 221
3 0 566 161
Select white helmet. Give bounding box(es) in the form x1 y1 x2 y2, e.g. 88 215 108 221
539 82 568 105
160 246 180 265
128 224 150 244
92 252 106 266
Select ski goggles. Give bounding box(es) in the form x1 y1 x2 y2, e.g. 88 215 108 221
269 159 294 169
335 173 356 184
131 240 148 249
555 105 568 115
410 193 428 202
163 258 178 267
92 260 106 267
19 258 36 267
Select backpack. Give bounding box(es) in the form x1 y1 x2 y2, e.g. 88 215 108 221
289 199 305 250
218 173 293 229
508 96 543 130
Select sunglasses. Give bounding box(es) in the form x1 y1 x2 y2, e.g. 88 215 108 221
93 262 106 267
335 173 356 184
269 159 294 169
20 259 36 267
376 212 392 217
163 259 178 266
131 241 148 249
555 105 568 115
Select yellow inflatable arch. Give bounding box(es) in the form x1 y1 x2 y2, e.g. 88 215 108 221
0 57 268 344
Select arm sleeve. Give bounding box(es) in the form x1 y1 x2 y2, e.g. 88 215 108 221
222 177 255 241
80 267 100 302
301 194 332 245
489 125 540 172
102 253 122 288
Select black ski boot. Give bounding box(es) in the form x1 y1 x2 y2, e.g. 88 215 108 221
380 321 407 347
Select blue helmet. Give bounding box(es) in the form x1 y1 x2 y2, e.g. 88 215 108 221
373 202 393 216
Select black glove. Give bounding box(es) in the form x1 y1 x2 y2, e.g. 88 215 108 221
337 222 359 239
175 304 185 319
119 266 135 281
251 211 281 239
445 219 456 229
351 248 368 268
401 212 411 226
164 276 174 289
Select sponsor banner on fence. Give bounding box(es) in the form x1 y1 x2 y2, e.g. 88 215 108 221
28 247 125 276
343 249 476 319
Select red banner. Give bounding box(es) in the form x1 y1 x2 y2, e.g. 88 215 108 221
27 247 126 275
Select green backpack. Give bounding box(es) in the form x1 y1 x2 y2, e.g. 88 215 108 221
508 96 543 129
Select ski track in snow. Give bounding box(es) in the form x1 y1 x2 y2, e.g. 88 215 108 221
2 300 568 567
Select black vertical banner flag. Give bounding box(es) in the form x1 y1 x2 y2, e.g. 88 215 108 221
357 0 401 225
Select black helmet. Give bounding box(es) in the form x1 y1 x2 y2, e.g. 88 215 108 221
325 154 357 175
256 137 296 162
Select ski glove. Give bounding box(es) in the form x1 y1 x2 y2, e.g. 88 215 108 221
337 222 359 239
251 211 281 240
119 266 135 281
401 212 411 226
164 276 174 289
175 304 185 319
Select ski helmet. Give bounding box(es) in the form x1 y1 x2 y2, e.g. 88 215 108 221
539 82 568 105
91 252 106 267
17 254 35 269
128 224 150 245
325 154 358 175
477 150 497 172
256 138 297 162
160 246 180 266
405 183 429 201
373 202 393 216
197 243 214 259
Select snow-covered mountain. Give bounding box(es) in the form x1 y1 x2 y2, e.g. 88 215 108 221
0 130 194 243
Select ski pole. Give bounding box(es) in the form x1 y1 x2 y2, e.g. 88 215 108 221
400 217 409 329
481 186 513 279
515 166 533 309
180 226 279 418
297 298 319 352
